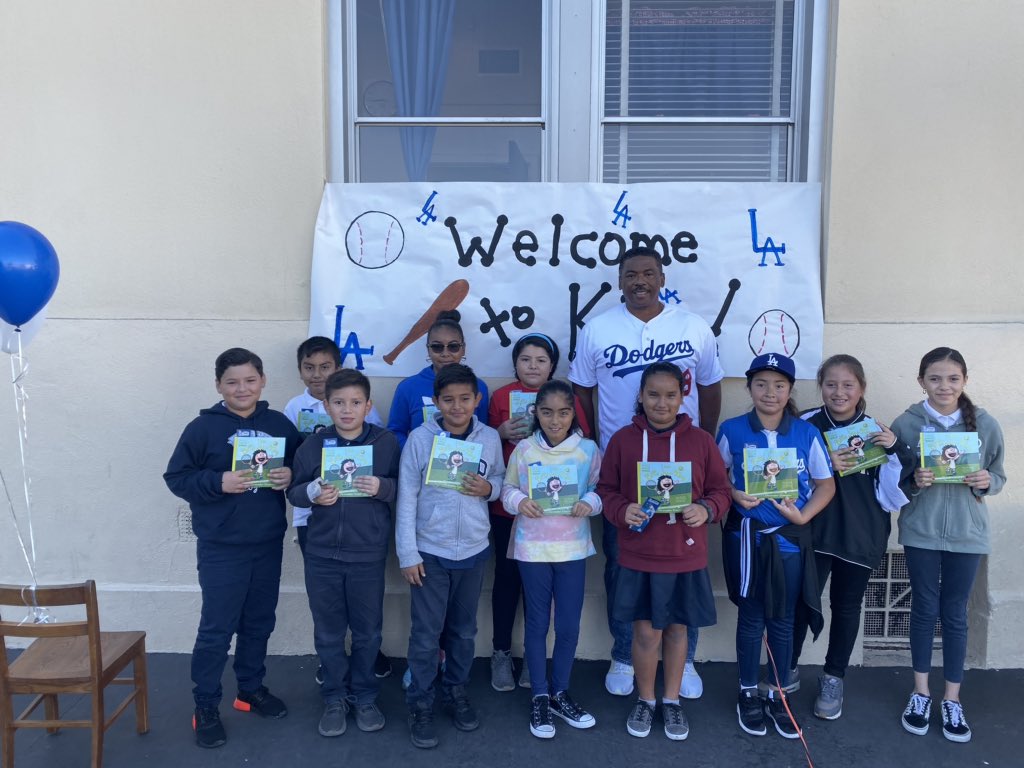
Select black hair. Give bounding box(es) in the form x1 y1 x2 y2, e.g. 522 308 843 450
745 367 800 417
817 353 868 413
434 363 478 397
325 369 371 400
618 245 664 273
918 347 976 431
428 309 465 343
634 362 685 416
512 333 560 379
296 336 341 368
529 379 581 437
215 348 264 381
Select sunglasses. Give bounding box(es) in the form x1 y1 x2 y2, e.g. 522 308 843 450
428 341 464 354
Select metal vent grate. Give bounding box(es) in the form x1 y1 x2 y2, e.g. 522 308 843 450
863 550 941 649
177 507 197 542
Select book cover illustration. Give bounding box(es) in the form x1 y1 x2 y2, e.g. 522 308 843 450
296 410 334 435
425 435 484 491
232 436 286 489
421 404 439 424
920 432 981 483
823 418 888 477
527 463 579 515
637 462 692 524
742 447 800 500
321 445 374 497
509 391 538 422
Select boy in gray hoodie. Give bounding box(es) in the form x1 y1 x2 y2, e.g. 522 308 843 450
396 364 505 749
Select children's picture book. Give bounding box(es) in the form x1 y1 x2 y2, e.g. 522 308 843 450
920 432 981 483
296 410 334 435
321 445 373 497
421 404 439 424
509 391 538 422
823 417 888 477
743 447 800 499
425 435 483 491
527 463 579 515
232 436 286 489
637 462 692 514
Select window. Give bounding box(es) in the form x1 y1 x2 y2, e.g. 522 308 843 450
601 0 807 182
345 0 546 182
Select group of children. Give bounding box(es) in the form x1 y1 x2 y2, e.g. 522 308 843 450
164 317 1005 750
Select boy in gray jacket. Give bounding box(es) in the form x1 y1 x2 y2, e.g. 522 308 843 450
396 364 505 749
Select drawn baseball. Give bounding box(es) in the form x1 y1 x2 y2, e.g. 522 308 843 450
748 309 800 357
383 279 471 365
345 211 404 269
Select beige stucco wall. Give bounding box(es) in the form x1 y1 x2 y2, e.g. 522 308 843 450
1 0 1020 671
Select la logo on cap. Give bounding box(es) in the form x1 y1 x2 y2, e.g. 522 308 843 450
767 354 779 368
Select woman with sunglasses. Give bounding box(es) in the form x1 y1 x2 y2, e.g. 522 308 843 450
387 310 490 449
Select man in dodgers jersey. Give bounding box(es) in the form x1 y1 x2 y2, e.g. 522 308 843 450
569 246 724 699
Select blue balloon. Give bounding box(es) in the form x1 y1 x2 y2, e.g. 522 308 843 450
0 222 60 327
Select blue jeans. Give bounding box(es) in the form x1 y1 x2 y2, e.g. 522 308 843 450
904 545 981 684
724 532 801 688
304 554 385 705
192 540 282 708
518 559 586 697
603 517 700 665
406 552 486 709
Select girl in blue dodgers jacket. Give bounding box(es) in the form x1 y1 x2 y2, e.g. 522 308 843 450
717 353 835 741
387 310 489 448
164 348 299 749
500 379 603 740
790 355 914 721
395 364 505 749
891 347 1006 744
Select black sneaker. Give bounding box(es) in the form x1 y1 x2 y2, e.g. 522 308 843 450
765 692 800 739
318 700 348 737
374 650 393 679
408 705 438 749
901 692 931 736
662 701 689 741
529 695 555 739
193 707 226 749
626 700 655 738
355 701 386 732
441 684 480 731
549 690 596 729
941 699 971 743
233 686 287 719
737 688 767 736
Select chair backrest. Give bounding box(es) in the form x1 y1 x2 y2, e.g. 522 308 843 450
0 580 102 686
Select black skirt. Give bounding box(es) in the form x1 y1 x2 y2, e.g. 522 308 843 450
612 566 717 630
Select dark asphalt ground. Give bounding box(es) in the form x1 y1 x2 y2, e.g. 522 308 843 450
7 654 1018 768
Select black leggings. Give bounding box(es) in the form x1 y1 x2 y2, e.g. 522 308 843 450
490 515 523 651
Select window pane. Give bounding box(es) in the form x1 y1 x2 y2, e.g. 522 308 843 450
605 1 794 118
358 126 542 182
356 0 542 118
602 123 788 182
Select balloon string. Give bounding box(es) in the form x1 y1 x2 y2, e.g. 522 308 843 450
10 330 37 568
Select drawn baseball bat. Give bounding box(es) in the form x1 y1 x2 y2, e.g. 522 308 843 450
383 279 471 365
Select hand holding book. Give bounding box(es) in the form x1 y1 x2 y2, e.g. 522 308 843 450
517 498 544 518
222 469 254 494
460 472 492 498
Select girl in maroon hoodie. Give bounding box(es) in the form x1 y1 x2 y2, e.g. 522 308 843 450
599 362 731 741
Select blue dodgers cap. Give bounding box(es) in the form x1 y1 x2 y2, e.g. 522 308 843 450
746 352 796 383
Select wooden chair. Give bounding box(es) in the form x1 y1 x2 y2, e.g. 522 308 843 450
0 581 148 768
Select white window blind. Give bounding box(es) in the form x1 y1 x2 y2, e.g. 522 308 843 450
603 0 797 183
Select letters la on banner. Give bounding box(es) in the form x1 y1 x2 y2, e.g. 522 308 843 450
309 182 822 379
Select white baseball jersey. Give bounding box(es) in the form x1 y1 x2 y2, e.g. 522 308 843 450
568 303 724 450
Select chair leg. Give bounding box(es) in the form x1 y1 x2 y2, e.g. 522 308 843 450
90 690 104 768
44 695 60 735
133 648 149 734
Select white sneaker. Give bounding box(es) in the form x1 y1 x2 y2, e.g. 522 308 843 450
605 660 635 696
680 662 703 699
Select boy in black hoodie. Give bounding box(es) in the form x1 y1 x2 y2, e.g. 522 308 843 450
286 369 400 737
164 348 299 749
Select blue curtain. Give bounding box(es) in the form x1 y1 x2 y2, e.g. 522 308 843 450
381 0 456 181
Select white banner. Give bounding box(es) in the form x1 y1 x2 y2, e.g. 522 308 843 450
310 182 822 379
